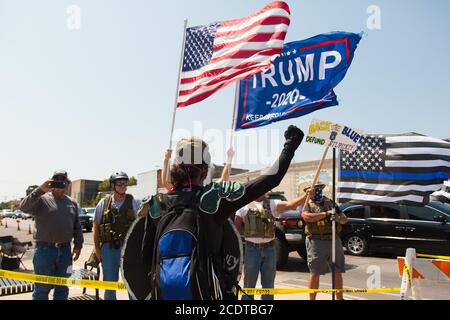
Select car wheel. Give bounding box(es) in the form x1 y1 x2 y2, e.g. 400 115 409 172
274 238 289 270
345 235 368 256
297 245 307 260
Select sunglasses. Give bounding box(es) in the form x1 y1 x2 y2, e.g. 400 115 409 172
115 181 128 187
53 176 67 182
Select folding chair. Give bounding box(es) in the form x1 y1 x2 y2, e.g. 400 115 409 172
0 236 32 270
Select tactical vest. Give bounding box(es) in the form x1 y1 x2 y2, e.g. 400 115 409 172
99 194 136 244
243 201 275 239
305 199 341 240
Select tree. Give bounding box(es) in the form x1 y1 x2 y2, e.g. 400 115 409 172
129 176 137 186
98 179 111 192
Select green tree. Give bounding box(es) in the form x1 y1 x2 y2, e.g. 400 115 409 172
129 176 137 186
98 179 111 192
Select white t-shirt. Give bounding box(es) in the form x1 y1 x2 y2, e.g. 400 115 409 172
94 196 141 225
236 200 280 244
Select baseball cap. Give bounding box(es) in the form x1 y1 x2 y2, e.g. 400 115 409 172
303 183 326 192
52 169 71 183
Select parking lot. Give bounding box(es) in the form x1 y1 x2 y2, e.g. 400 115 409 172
1 217 449 300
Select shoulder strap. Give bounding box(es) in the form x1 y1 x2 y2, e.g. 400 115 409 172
100 194 113 224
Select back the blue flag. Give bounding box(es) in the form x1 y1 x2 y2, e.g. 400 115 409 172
235 32 362 130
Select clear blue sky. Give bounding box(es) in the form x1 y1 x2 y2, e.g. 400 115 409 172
0 0 449 201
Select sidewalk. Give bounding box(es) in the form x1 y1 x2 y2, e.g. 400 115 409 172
0 218 335 301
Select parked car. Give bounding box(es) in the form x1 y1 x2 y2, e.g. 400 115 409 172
275 209 307 269
83 207 96 220
78 208 93 232
2 210 16 218
340 201 450 256
13 210 32 220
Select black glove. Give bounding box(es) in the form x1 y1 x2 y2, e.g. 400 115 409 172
284 125 304 149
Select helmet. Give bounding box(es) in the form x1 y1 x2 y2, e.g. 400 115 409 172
109 171 129 183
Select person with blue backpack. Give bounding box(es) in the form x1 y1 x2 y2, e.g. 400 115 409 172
121 125 304 300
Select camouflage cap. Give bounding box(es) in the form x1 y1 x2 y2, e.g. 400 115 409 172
303 183 326 192
175 137 211 166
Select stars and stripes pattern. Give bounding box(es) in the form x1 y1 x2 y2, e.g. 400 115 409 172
338 134 450 205
177 1 290 108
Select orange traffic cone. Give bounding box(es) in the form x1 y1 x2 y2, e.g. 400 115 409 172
17 219 21 231
28 224 32 235
5 220 8 228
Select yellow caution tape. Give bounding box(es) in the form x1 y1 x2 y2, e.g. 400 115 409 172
417 253 450 260
238 287 400 295
0 269 127 291
0 269 401 295
402 263 412 288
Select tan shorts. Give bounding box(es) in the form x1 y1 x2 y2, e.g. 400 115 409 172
306 237 346 276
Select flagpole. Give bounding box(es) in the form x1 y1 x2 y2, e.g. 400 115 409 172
229 82 240 150
169 18 189 149
301 143 331 214
332 148 337 301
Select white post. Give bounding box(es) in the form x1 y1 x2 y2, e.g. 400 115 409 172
400 248 416 300
168 19 189 149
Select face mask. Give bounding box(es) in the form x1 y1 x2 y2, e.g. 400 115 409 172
314 187 323 203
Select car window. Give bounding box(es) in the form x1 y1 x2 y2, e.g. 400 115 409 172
429 202 450 216
407 206 442 222
370 205 401 219
344 206 365 219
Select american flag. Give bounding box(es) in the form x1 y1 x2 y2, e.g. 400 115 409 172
338 134 450 205
177 1 290 108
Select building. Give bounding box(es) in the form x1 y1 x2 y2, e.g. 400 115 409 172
69 179 102 206
127 165 249 199
229 158 336 201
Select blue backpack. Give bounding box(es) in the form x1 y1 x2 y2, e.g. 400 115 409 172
147 189 242 300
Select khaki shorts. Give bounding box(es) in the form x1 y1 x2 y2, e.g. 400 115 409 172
306 237 346 276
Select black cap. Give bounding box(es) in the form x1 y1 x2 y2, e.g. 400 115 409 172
52 170 71 183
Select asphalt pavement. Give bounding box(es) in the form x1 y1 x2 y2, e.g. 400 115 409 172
1 217 449 300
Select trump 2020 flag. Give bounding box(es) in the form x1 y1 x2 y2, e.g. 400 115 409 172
177 1 290 108
338 133 450 205
235 32 361 130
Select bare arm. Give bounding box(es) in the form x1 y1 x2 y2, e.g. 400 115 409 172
93 222 102 261
218 147 235 182
162 149 173 190
234 215 243 232
301 211 328 223
276 189 314 213
339 212 348 225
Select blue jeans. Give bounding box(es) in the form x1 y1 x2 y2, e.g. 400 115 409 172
32 244 72 300
101 242 123 300
242 242 276 300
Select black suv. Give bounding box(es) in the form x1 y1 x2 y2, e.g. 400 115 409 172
340 201 450 256
78 208 93 233
268 192 307 270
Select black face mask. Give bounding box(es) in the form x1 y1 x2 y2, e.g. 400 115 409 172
314 187 323 203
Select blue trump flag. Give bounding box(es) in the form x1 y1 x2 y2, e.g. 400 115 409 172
235 32 362 130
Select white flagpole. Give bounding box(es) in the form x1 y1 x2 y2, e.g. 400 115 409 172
229 82 240 150
169 19 189 149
